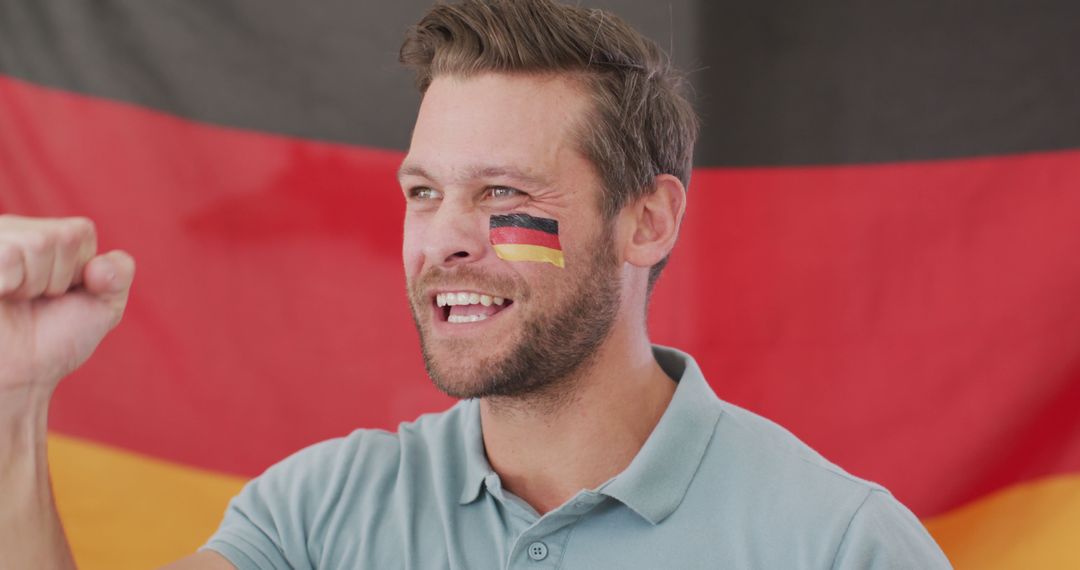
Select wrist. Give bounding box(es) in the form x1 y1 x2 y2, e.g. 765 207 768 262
0 384 52 440
0 386 74 570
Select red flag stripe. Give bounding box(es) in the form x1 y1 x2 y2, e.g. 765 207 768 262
3 74 1079 518
490 226 562 249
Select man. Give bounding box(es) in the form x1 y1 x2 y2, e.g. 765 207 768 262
0 0 951 568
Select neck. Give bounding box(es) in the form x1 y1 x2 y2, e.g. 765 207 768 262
478 322 676 515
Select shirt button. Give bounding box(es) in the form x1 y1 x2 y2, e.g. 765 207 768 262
527 541 549 561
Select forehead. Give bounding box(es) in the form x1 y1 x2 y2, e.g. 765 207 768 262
403 73 593 180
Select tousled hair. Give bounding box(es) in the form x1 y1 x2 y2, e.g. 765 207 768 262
400 0 698 291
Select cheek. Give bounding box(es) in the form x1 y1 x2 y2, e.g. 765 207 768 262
563 221 617 270
556 225 588 264
401 215 425 279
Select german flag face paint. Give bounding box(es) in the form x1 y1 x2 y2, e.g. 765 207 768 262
490 213 565 269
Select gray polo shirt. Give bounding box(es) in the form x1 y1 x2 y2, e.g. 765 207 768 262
204 346 951 569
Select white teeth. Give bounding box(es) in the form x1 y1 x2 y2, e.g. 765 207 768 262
436 291 511 309
448 313 489 324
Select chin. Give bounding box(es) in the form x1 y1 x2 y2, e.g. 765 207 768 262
420 336 513 399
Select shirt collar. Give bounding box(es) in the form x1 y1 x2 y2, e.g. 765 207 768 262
459 398 491 505
457 345 723 521
599 345 722 525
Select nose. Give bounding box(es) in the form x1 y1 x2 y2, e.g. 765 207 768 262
422 201 489 268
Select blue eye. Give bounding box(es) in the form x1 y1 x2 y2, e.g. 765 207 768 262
408 187 441 200
488 187 522 199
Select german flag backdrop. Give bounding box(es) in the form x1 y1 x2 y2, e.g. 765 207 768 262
2 1 1079 568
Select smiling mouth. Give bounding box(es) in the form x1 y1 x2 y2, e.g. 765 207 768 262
434 291 514 323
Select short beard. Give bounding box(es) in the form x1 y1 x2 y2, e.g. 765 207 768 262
408 224 621 409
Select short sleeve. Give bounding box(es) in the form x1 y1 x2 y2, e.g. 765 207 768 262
200 439 345 570
830 489 953 570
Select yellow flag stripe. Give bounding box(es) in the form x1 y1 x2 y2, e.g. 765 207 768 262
924 473 1080 569
492 243 565 268
48 433 247 570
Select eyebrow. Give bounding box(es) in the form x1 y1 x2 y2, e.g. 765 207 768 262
396 163 552 188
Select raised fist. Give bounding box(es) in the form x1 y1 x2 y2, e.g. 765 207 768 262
0 214 135 399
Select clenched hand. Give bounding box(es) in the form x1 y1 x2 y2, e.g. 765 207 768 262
0 214 135 400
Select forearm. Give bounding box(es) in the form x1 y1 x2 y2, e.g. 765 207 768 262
0 215 134 569
0 390 77 570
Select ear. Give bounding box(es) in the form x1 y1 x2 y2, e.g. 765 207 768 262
621 174 686 269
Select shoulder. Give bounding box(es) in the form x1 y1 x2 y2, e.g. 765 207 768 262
230 403 475 524
203 402 475 569
256 400 473 498
688 400 950 567
831 488 953 568
703 398 892 516
710 398 885 497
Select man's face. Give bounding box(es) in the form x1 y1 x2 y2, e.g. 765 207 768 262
399 73 622 400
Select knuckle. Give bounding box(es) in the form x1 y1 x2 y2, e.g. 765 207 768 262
0 242 19 267
22 232 54 256
66 218 98 256
54 224 84 250
68 216 96 239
